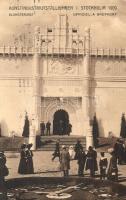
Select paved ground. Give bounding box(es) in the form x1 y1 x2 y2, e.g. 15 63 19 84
4 151 126 187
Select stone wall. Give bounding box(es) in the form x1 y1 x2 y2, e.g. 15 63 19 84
0 56 33 76
0 56 33 136
92 57 126 137
0 54 126 137
92 57 126 76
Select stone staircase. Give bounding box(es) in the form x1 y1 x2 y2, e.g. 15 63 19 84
37 135 86 151
0 136 86 152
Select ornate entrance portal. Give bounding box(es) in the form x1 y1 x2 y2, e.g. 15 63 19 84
53 109 69 135
42 97 82 135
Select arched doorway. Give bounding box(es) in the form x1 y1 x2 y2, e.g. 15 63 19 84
53 109 69 135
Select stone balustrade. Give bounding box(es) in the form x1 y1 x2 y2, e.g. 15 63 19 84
0 45 126 57
91 48 126 57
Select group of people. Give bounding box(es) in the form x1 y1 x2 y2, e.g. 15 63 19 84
52 139 118 181
40 121 51 136
40 121 72 136
52 140 99 178
54 120 72 136
15 138 126 180
18 143 34 174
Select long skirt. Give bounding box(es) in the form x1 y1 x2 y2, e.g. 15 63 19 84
27 158 34 174
18 158 27 174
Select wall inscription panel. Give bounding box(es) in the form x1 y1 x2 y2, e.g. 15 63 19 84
95 58 126 76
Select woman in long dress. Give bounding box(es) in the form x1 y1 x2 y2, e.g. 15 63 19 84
18 144 28 174
26 144 34 174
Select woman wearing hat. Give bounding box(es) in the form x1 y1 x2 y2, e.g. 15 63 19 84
26 143 34 174
60 145 70 177
18 144 28 174
68 146 75 160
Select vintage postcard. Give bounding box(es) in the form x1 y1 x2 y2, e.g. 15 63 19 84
0 0 126 199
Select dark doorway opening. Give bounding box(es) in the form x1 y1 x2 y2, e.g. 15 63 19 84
53 109 69 135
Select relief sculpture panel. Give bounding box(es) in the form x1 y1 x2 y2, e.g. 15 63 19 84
47 57 82 76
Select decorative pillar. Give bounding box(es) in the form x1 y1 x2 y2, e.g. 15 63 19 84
31 26 41 149
29 118 36 150
82 27 93 149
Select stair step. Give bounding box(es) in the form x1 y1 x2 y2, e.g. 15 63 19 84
37 136 86 151
0 136 86 152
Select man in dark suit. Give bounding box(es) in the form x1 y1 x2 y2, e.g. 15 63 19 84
85 146 98 177
77 148 86 176
46 121 51 136
40 121 45 136
114 139 124 165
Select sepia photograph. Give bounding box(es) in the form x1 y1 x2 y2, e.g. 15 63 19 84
0 0 126 199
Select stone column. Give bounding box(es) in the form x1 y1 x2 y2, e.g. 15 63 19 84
82 27 93 149
32 53 40 118
31 26 41 149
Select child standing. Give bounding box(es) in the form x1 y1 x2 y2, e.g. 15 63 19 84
99 152 108 180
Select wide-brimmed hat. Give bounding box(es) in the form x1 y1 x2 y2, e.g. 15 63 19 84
62 145 66 149
108 148 114 153
21 144 26 149
27 143 33 148
69 145 74 149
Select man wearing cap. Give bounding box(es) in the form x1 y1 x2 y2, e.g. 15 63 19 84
60 145 70 177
